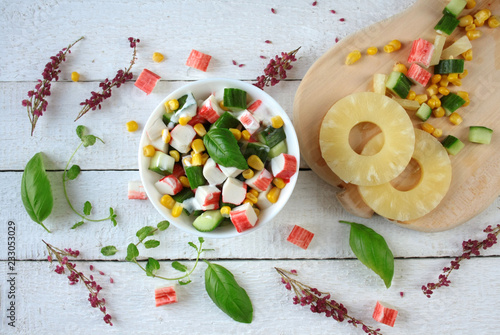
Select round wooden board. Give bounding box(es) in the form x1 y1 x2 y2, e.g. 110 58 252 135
293 0 500 232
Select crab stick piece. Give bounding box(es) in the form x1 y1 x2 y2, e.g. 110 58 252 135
199 94 225 123
237 110 261 135
194 185 221 210
373 301 398 327
230 203 258 233
271 153 297 180
128 181 148 200
245 168 273 192
407 38 435 68
186 49 212 72
287 225 314 250
135 69 161 95
222 177 247 205
155 286 177 307
170 124 196 154
203 158 227 185
407 63 432 87
155 175 183 196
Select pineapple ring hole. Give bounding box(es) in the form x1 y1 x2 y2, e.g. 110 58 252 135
390 158 422 192
349 122 383 155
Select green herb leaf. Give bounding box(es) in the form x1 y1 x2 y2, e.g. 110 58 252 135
157 220 170 231
21 153 53 233
341 221 394 288
110 216 117 227
82 134 97 147
83 201 92 216
178 279 192 285
136 226 156 241
109 207 117 226
71 221 85 229
198 236 205 244
125 243 139 261
101 245 118 256
188 242 198 250
76 125 86 139
203 128 248 170
144 239 160 249
204 261 253 323
66 164 81 180
145 258 160 277
172 261 188 272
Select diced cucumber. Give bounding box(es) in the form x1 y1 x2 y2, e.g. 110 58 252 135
434 59 465 74
210 111 240 129
268 139 288 159
442 135 465 155
441 93 466 116
415 103 432 121
257 125 287 149
185 165 206 189
192 210 224 232
148 151 175 176
191 209 204 217
162 111 174 125
223 88 247 111
434 13 460 35
172 188 195 203
385 71 412 99
177 94 189 110
241 142 270 162
443 0 467 17
469 126 493 144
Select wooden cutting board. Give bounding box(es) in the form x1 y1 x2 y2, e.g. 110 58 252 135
293 0 500 232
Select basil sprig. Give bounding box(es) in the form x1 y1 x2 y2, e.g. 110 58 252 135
204 261 253 323
21 152 53 233
203 128 248 170
341 221 394 288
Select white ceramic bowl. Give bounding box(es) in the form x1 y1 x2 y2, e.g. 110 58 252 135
138 78 300 238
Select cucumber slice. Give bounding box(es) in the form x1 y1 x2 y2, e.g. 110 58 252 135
177 94 188 110
469 126 493 144
385 71 412 99
443 0 467 17
440 93 466 116
223 88 247 111
162 111 174 125
434 59 465 74
257 125 287 149
192 210 224 232
172 188 195 203
210 111 240 129
241 142 270 162
415 103 432 121
442 135 465 155
185 165 206 189
148 151 175 176
268 139 288 159
434 13 460 35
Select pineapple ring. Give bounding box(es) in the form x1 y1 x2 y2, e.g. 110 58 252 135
319 92 415 186
358 129 452 221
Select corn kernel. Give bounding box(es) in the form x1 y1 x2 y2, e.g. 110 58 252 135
266 187 281 203
459 69 469 79
273 177 286 189
406 90 417 100
167 99 179 111
462 49 473 61
414 94 428 105
449 112 463 125
179 116 192 126
164 101 172 114
182 156 192 166
438 87 450 95
421 122 435 134
126 120 139 132
432 128 443 138
271 115 284 128
474 9 491 24
465 23 476 31
160 195 176 209
433 107 446 118
179 176 191 188
169 150 180 162
243 199 253 205
191 138 205 153
162 128 171 143
426 84 439 96
389 39 402 50
466 29 482 40
428 98 438 109
459 14 474 27
192 153 203 166
241 130 251 141
229 128 241 141
246 192 258 204
71 71 80 82
450 78 462 86
367 46 378 55
220 206 231 217
393 63 408 75
431 74 442 85
249 189 259 197
152 52 165 63
171 202 183 217
143 145 155 157
200 153 209 165
253 207 260 217
219 100 229 111
488 15 500 28
440 75 449 87
432 97 441 108
457 91 470 106
193 123 206 137
242 169 254 179
345 50 362 65
466 0 476 9
247 155 264 170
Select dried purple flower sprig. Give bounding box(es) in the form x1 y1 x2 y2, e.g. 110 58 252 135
22 37 84 135
254 47 300 90
422 223 500 298
43 240 113 326
275 268 382 335
75 37 140 121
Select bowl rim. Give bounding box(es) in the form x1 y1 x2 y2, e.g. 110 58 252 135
138 78 300 238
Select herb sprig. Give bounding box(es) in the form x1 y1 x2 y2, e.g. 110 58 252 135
254 47 300 90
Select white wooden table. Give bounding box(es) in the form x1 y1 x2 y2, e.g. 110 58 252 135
2 0 500 334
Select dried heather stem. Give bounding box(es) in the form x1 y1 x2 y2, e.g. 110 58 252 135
254 47 300 90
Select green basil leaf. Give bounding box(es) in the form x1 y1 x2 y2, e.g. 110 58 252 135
83 201 92 216
144 239 160 249
136 226 156 241
145 258 160 276
157 220 170 231
71 221 85 229
66 164 81 180
125 243 139 261
101 245 118 256
203 128 248 170
172 261 187 272
76 125 86 139
204 261 253 323
21 152 53 232
342 221 394 288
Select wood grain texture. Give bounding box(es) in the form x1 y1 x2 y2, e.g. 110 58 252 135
293 0 500 232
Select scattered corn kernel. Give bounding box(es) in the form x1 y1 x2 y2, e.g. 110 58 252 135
219 100 229 111
178 116 192 126
167 99 180 111
432 97 441 108
406 90 417 100
431 74 442 85
465 23 476 31
273 177 286 189
414 94 428 105
246 192 258 204
229 128 242 141
450 78 462 86
433 107 446 118
243 199 253 205
220 206 231 217
247 155 264 170
143 145 155 157
160 195 175 209
393 63 408 75
426 84 439 96
457 91 470 106
462 49 473 61
169 150 180 162
200 153 209 165
466 29 482 40
440 75 449 87
253 207 260 217
179 176 191 188
194 123 206 137
474 9 491 24
388 39 402 50
71 71 80 82
162 128 171 143
267 187 281 203
249 189 259 197
152 52 165 63
383 44 396 53
241 130 251 141
242 169 255 179
421 122 435 134
182 156 192 166
449 112 463 125
459 69 469 79
271 115 284 128
164 101 172 114
345 50 362 65
126 120 139 132
488 15 500 28
428 98 438 109
459 14 474 27
192 153 203 166
466 0 476 9
171 202 183 217
432 128 443 138
367 46 378 55
438 87 450 95
191 138 205 153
